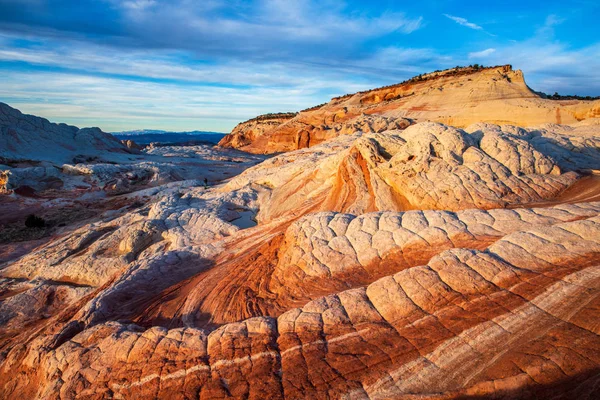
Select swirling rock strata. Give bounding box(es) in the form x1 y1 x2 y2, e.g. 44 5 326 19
0 121 599 399
1 213 598 399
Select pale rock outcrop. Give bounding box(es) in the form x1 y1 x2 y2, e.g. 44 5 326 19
271 202 600 302
121 139 143 152
224 122 598 218
1 145 265 195
0 102 265 195
0 279 91 341
3 122 596 321
0 166 64 193
0 102 130 164
466 122 600 171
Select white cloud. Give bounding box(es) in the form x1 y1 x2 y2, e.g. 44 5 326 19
544 14 565 27
536 14 566 38
0 30 444 91
0 64 380 132
468 48 496 58
444 14 483 31
0 71 305 131
1 6 597 133
0 40 456 132
443 14 496 36
121 0 157 10
103 0 424 60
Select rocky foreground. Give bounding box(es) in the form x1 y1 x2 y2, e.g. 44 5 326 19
0 102 265 266
1 94 599 400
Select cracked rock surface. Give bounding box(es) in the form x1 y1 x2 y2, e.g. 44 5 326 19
1 116 600 399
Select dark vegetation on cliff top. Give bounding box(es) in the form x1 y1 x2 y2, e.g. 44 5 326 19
235 64 599 126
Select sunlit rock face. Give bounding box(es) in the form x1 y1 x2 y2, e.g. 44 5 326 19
219 66 600 154
221 121 599 218
1 109 599 400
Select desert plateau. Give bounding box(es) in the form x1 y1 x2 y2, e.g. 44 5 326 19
1 1 599 399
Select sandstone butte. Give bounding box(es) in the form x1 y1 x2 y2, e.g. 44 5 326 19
218 65 600 154
0 65 600 400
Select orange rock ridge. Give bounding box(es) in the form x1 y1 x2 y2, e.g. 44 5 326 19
219 65 600 154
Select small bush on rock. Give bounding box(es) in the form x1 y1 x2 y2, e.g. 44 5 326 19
25 214 46 228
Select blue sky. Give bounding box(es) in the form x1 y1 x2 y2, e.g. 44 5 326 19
0 0 598 132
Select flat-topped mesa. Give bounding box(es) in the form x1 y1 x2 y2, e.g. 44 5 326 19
219 65 600 154
331 64 520 102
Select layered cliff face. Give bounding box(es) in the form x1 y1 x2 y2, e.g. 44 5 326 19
219 65 600 154
1 119 600 399
218 113 297 149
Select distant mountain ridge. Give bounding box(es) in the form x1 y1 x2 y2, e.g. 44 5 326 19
111 129 226 145
111 129 224 136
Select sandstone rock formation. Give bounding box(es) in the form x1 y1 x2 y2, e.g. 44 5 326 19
6 211 598 399
221 122 599 218
0 103 264 197
0 102 131 165
219 113 297 149
219 65 600 154
121 139 143 153
1 115 599 398
0 103 265 284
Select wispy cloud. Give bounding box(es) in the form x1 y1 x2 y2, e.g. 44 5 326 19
536 14 566 38
443 13 496 36
468 48 496 58
544 14 566 27
120 0 157 11
0 0 423 62
0 2 598 131
0 32 442 88
443 14 483 30
0 70 340 132
0 0 430 132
